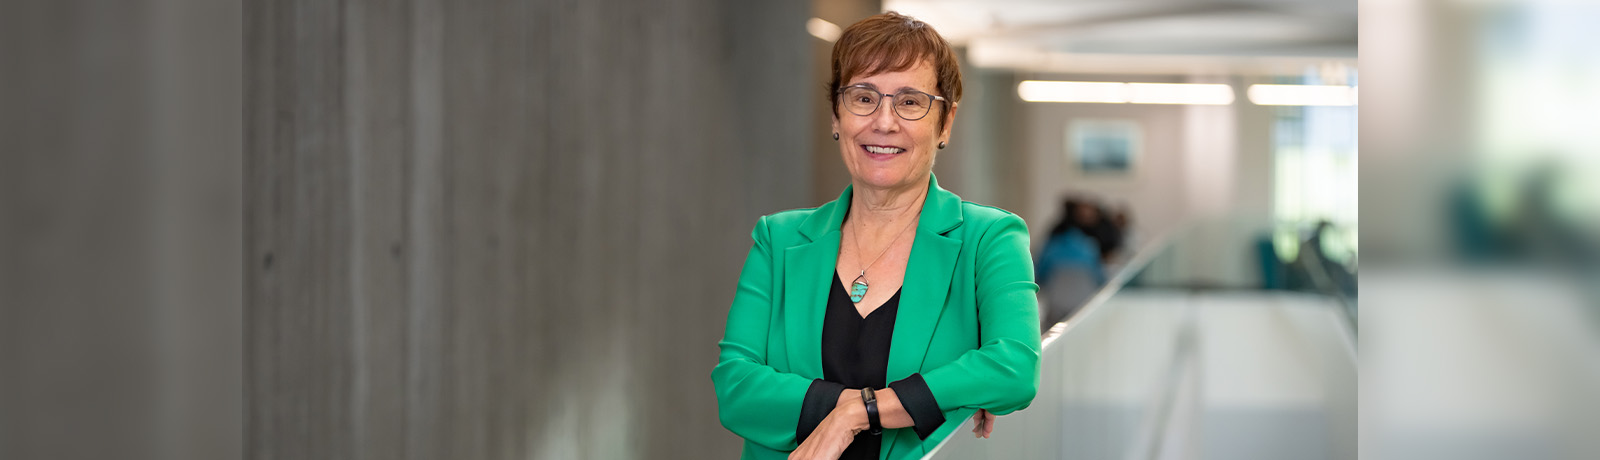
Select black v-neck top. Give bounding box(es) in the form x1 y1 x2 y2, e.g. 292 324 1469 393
795 275 947 459
823 274 900 392
824 277 899 460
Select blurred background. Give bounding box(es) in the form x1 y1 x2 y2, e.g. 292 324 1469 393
1 0 1595 459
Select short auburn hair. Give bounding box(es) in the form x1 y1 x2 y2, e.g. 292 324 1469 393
828 12 962 126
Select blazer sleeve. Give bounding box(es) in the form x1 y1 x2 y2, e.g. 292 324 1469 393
919 213 1042 415
711 216 819 451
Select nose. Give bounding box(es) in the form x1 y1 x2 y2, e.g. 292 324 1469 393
869 97 900 133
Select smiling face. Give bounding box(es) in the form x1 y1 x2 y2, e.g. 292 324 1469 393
832 59 957 194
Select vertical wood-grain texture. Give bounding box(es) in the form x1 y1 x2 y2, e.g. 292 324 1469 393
3 1 243 459
246 1 812 458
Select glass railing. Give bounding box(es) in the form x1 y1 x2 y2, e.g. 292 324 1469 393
923 220 1357 460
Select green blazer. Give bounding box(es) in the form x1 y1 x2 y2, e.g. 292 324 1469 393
712 174 1042 460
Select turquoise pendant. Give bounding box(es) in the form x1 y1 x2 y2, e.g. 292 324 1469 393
850 272 869 303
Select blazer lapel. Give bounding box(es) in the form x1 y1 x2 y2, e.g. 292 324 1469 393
782 175 966 383
783 186 851 379
887 175 965 382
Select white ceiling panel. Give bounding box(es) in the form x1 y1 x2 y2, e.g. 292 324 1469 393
882 0 1356 74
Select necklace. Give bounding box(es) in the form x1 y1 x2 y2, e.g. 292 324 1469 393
848 205 922 303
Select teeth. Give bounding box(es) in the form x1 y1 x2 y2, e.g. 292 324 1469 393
865 146 905 154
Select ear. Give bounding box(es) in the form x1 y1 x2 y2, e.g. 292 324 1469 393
939 102 959 143
830 113 840 138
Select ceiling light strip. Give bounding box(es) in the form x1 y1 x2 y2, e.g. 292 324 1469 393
1246 84 1358 106
1018 80 1234 105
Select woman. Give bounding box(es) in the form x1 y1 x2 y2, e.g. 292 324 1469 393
712 12 1040 460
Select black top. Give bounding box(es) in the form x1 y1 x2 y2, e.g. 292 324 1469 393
796 274 947 459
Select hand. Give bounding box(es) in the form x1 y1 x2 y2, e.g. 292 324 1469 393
790 399 867 460
970 409 996 438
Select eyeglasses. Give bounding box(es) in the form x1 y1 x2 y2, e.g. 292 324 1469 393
836 84 949 121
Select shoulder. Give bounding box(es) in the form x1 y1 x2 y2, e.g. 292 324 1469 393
959 201 1027 232
745 205 821 246
956 201 1031 261
758 206 819 226
761 206 821 230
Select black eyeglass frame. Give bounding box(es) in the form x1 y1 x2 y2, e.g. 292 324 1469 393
834 83 950 121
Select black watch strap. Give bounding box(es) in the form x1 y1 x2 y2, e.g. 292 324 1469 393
861 387 882 435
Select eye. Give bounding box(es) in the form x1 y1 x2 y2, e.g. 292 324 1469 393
856 95 873 104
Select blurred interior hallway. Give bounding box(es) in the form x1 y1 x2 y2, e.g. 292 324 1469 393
2 0 1358 459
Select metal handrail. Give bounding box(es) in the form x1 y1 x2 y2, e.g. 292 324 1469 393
1296 245 1359 343
1043 232 1177 346
921 231 1177 458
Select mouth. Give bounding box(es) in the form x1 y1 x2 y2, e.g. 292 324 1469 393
861 144 907 156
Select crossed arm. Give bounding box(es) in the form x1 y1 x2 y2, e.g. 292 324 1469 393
788 388 996 460
713 214 1037 458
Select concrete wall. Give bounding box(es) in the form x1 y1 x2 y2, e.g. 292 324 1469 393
245 1 811 459
2 1 242 459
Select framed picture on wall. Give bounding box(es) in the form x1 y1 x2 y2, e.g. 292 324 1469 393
1068 119 1141 174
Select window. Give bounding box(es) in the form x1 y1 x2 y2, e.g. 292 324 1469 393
1271 70 1359 266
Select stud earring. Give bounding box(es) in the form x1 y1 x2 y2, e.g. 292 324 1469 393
833 133 840 140
938 141 947 149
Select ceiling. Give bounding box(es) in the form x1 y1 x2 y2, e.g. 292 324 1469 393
880 0 1357 76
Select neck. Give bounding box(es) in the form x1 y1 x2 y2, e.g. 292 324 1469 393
848 176 930 230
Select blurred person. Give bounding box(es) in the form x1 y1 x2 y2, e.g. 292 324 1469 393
1055 197 1123 263
1104 204 1136 273
1109 204 1133 247
1290 220 1357 297
1036 198 1107 327
1089 203 1124 262
711 12 1041 460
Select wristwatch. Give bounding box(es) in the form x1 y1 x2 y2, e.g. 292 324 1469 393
861 387 882 435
